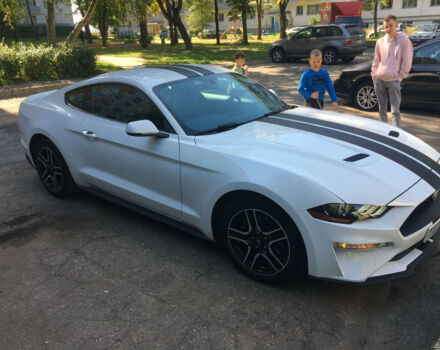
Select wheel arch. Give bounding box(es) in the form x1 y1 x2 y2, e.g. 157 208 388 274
29 132 69 167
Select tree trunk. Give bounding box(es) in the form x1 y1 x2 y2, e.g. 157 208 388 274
85 24 93 43
46 0 56 44
139 15 148 48
257 0 262 40
214 0 220 44
279 1 288 39
25 0 39 40
242 9 248 45
173 6 192 50
98 1 108 47
373 0 378 36
66 0 99 43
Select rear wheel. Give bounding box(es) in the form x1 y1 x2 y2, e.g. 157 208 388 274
322 48 338 65
33 139 76 198
219 195 307 284
353 81 378 111
271 47 285 63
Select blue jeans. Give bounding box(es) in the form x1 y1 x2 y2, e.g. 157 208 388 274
373 78 402 128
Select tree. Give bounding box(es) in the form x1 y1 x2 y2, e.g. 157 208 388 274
90 0 128 47
250 0 263 40
67 0 99 43
132 0 159 49
46 0 56 44
362 0 389 37
277 0 288 39
24 0 39 40
185 0 214 35
226 0 253 45
156 0 192 50
213 0 219 44
0 0 24 41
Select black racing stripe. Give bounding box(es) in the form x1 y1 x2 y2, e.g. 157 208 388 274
261 116 440 189
277 112 440 175
156 66 201 78
176 64 215 75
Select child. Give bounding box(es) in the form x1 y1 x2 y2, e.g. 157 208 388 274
298 49 338 111
232 51 249 76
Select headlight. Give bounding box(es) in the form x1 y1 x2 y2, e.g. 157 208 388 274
307 203 389 224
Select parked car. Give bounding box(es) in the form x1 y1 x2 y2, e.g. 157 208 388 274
286 26 303 36
270 24 366 65
18 64 440 285
334 38 440 111
367 24 406 38
409 24 440 45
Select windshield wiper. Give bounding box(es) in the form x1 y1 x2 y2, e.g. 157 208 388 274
195 122 243 136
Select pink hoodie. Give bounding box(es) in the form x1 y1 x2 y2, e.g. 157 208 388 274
371 32 413 82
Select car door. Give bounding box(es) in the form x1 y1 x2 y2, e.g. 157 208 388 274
309 26 328 51
78 83 182 219
401 41 440 105
287 27 313 56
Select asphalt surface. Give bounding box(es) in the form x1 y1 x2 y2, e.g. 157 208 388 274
1 54 439 349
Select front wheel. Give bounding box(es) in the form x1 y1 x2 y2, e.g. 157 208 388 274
219 196 307 284
353 81 378 111
271 47 285 63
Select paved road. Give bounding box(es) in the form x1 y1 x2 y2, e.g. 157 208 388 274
0 57 439 349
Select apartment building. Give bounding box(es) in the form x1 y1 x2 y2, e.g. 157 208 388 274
19 0 75 25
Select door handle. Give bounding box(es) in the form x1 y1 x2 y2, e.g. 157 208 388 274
82 130 98 139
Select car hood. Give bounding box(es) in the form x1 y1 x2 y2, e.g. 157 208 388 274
195 107 440 205
342 62 371 72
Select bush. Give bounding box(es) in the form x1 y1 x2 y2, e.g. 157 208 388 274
0 43 96 85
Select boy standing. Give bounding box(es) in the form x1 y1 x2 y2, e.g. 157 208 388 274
371 15 413 128
298 49 338 111
232 51 249 76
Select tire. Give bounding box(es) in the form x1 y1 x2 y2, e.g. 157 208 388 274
353 80 378 111
341 56 355 63
322 48 338 65
33 138 76 198
271 47 285 63
218 195 307 284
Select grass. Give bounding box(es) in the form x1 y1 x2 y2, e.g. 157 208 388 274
92 36 277 67
95 61 122 73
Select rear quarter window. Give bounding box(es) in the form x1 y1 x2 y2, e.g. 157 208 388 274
65 87 92 112
345 25 364 35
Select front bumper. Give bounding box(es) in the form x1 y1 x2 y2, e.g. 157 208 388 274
294 179 440 284
333 78 352 99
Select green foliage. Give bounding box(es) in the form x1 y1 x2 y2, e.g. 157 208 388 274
0 43 96 85
309 16 320 25
0 0 24 29
185 0 215 34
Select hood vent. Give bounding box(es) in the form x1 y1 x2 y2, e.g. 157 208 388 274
344 153 370 162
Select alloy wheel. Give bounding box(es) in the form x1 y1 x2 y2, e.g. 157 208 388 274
36 146 64 192
356 85 378 110
227 208 290 276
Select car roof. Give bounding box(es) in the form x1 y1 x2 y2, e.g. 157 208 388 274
66 64 229 91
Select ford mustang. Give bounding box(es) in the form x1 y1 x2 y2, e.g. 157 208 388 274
17 64 440 284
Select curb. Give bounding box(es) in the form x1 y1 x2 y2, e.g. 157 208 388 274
0 79 82 99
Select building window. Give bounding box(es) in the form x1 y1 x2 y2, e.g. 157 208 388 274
307 4 321 15
296 6 303 15
32 15 37 22
249 13 255 20
402 0 417 8
219 13 224 22
32 0 36 5
431 0 440 6
381 0 393 9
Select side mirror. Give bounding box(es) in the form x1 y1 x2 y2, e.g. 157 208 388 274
126 120 168 138
269 88 278 96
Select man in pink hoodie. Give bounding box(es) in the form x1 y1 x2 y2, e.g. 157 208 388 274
371 15 413 128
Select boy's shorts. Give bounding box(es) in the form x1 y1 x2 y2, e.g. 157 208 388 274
305 99 324 109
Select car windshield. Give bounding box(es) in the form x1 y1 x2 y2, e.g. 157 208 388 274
419 25 436 32
153 73 288 135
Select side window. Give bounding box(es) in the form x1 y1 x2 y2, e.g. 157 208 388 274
330 26 343 36
65 87 92 112
311 27 327 38
295 27 312 39
91 84 173 132
413 43 440 65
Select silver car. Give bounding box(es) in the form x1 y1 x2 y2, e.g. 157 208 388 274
270 24 366 65
409 24 440 45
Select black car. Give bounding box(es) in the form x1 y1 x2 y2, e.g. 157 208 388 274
334 38 440 111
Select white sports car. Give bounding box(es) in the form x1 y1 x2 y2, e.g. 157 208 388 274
17 65 440 284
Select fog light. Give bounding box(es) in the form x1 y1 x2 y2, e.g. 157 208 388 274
333 242 392 249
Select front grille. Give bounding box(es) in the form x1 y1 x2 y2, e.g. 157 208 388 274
400 188 440 237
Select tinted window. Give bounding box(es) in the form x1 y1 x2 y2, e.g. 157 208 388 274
66 87 92 112
413 42 440 65
311 27 328 37
154 73 288 135
90 84 173 132
295 27 312 39
345 25 364 35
